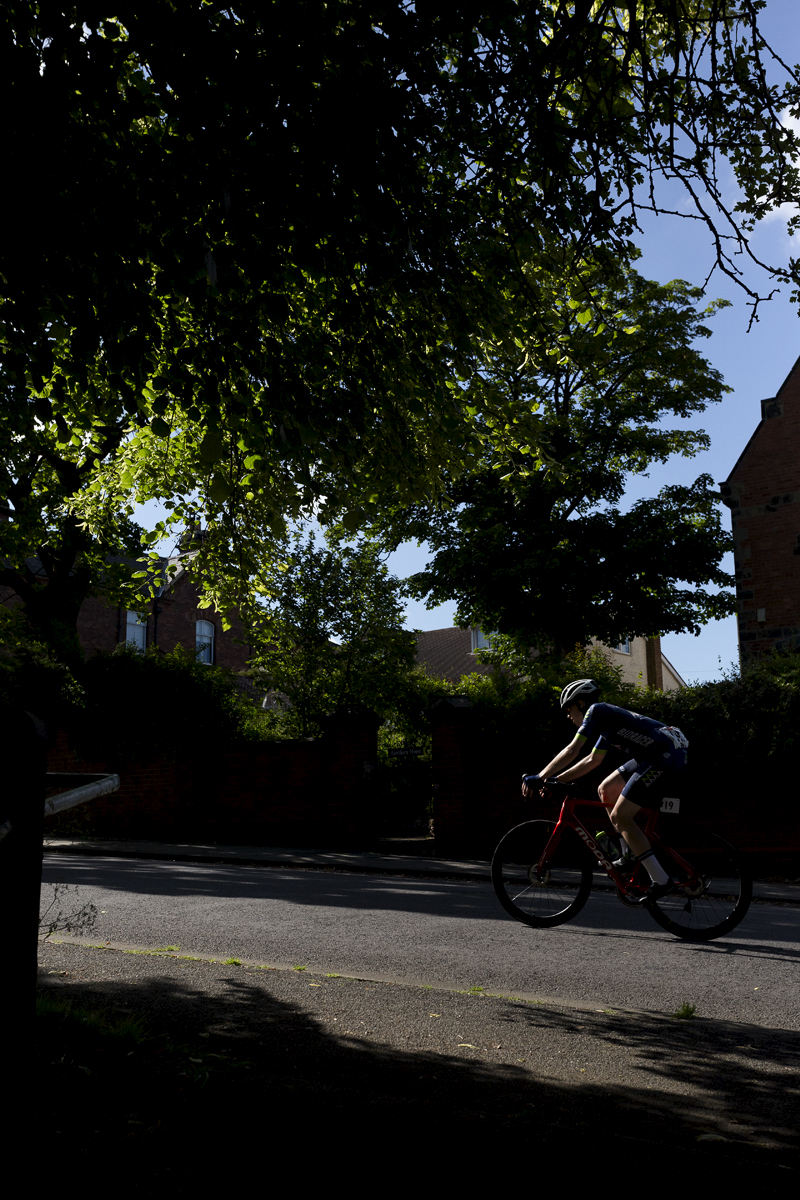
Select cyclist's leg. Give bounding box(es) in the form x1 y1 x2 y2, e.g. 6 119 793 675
613 763 679 890
597 768 626 809
598 763 652 858
610 794 651 858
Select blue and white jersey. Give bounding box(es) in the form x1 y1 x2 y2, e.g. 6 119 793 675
576 703 688 768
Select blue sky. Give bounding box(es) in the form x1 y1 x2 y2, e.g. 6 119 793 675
137 3 800 684
394 1 800 684
611 0 800 683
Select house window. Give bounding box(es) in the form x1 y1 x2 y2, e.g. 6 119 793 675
615 638 631 654
471 628 492 652
125 610 147 653
196 620 215 664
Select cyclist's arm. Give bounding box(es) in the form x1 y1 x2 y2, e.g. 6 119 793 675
555 744 607 783
528 734 606 790
537 733 593 780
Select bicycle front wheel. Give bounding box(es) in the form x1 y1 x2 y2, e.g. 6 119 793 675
645 830 752 942
491 820 593 928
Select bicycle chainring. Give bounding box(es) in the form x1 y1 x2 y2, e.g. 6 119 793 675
680 876 708 899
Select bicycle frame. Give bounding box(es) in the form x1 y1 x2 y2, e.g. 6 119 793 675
542 793 697 898
492 788 751 941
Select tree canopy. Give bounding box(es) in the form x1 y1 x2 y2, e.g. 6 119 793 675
390 261 735 648
2 3 798 645
0 369 149 662
248 533 416 737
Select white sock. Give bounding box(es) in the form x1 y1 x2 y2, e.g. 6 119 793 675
637 850 669 884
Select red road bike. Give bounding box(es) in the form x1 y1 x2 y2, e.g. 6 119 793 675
491 786 752 943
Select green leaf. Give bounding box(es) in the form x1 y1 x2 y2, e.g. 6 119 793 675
199 432 225 464
208 475 232 502
341 510 361 533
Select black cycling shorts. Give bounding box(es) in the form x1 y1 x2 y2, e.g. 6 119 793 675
618 758 687 811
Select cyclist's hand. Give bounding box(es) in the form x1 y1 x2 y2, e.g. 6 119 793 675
522 774 562 799
522 774 559 798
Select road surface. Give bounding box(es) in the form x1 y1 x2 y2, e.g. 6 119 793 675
40 852 800 1028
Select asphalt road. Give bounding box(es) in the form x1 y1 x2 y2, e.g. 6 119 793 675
40 852 800 1028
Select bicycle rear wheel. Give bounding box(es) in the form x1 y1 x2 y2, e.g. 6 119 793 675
645 830 752 942
491 820 593 928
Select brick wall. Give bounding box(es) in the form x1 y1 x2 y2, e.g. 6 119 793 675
723 354 800 663
45 710 380 848
430 701 614 859
76 593 124 657
430 702 799 870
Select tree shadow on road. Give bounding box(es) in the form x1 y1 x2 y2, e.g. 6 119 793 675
41 857 800 970
37 943 799 1194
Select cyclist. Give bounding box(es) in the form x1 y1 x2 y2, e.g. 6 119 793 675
522 679 689 903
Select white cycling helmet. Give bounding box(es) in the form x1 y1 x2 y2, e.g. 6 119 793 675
559 678 600 710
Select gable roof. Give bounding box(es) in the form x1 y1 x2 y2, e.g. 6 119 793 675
415 627 490 683
724 351 800 483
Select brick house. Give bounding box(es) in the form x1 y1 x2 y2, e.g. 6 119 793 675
415 627 685 689
77 551 251 670
721 353 800 663
0 546 250 671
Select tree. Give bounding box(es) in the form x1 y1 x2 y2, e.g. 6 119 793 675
2 4 798 646
0 370 151 662
0 607 84 718
249 533 416 738
389 260 735 649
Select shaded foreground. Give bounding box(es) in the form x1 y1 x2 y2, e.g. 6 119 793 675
37 942 799 1190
